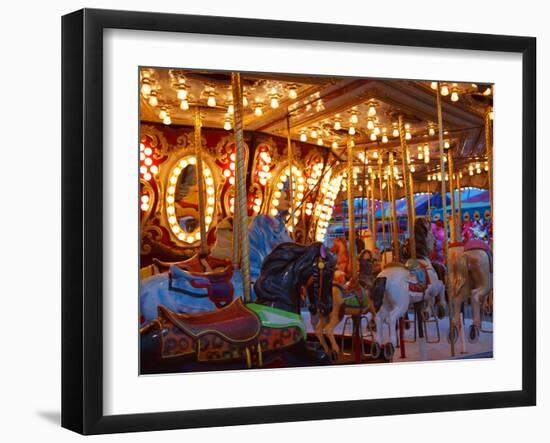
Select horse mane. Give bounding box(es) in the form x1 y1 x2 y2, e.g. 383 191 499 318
414 218 433 259
248 215 291 279
254 242 334 311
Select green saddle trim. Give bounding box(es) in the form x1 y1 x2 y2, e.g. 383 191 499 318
343 295 369 308
246 303 306 339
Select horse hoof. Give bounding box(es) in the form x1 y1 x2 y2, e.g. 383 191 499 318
436 304 446 319
383 343 395 361
447 325 459 344
371 342 381 359
468 325 480 343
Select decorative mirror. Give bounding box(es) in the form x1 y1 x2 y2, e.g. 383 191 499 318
165 155 216 245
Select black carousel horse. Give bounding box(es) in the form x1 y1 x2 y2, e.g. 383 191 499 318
140 242 336 373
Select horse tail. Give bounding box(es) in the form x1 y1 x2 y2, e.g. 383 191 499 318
373 277 386 312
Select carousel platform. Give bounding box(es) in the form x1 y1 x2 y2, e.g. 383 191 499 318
302 309 493 363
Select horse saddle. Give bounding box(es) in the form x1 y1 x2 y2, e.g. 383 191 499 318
407 262 431 294
169 265 234 308
464 239 493 273
155 255 231 273
158 298 261 343
155 299 304 365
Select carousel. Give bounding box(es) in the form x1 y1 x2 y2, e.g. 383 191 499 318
138 69 494 373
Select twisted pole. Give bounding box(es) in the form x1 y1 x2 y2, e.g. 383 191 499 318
398 115 416 261
231 73 251 302
347 138 357 279
436 83 455 357
193 107 208 255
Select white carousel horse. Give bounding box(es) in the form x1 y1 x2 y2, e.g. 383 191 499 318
370 218 446 360
139 215 292 323
447 239 493 342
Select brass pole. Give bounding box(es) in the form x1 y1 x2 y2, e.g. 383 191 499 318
286 114 295 238
436 84 455 357
386 178 393 253
427 181 431 222
378 158 387 264
231 73 251 302
448 149 457 242
193 107 208 256
347 139 357 278
456 173 462 241
398 115 416 261
370 175 376 246
388 152 399 261
485 110 493 214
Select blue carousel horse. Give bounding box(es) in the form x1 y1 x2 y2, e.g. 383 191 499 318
140 215 292 323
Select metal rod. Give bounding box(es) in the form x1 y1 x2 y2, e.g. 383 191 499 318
398 115 416 261
485 110 493 214
347 138 357 278
286 114 295 238
388 151 399 261
436 83 455 357
231 72 252 303
193 107 208 256
448 149 457 242
378 157 387 265
456 173 462 241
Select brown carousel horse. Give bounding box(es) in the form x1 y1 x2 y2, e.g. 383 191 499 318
447 239 493 343
310 248 379 359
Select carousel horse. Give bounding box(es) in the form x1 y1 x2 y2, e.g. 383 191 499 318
139 242 335 373
311 248 378 359
370 218 447 360
330 237 353 277
447 239 493 343
139 215 292 323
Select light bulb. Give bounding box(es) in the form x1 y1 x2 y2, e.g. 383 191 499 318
451 90 459 102
348 126 356 135
163 115 171 125
317 138 323 146
332 141 338 149
180 99 189 110
288 86 298 99
270 96 279 109
440 85 449 96
382 135 388 143
158 109 167 119
367 119 375 130
489 110 494 120
334 120 341 131
374 126 381 136
373 151 379 159
227 104 234 115
483 87 492 96
444 141 450 149
429 127 435 136
300 132 307 142
243 96 249 107
310 129 318 138
370 133 377 141
177 87 188 100
350 113 359 124
141 81 151 96
393 128 399 137
368 105 377 116
405 131 412 140
207 94 216 107
430 82 438 90
224 120 232 131
254 105 263 116
148 92 158 107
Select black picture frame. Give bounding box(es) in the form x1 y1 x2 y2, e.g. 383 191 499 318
62 8 536 435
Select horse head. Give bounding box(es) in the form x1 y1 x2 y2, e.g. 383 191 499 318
254 242 335 315
415 217 435 258
249 215 292 279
